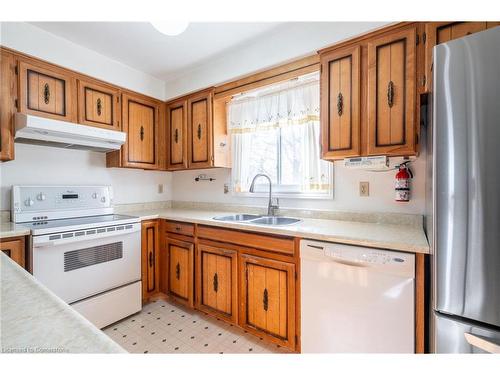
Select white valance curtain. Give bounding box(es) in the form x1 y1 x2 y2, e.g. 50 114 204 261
228 77 331 194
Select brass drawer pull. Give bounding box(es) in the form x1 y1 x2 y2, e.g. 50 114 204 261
175 226 181 231
213 272 218 292
96 98 102 116
174 128 179 144
43 83 50 104
176 262 180 280
263 288 269 311
197 124 202 140
140 126 144 141
337 92 343 116
387 81 394 108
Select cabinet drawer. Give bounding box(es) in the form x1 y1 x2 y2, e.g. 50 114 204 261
197 225 295 256
164 220 195 237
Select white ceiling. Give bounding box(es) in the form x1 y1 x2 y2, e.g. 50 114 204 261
29 22 284 81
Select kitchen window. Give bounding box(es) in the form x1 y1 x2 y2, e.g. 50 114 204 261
228 72 332 198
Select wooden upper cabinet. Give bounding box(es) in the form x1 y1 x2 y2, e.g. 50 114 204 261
18 60 76 122
367 27 416 156
77 79 120 130
141 220 159 301
166 99 188 170
121 93 159 169
188 89 213 169
239 254 296 350
423 22 496 92
196 243 238 323
1 50 16 162
320 45 361 159
0 237 25 268
166 237 194 308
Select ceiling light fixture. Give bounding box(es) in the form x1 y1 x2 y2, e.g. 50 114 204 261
150 21 189 36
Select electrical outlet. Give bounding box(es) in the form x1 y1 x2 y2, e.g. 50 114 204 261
359 181 369 197
158 184 164 194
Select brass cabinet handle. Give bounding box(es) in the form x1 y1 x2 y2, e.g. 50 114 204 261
337 92 344 116
176 262 180 280
174 128 179 144
263 288 269 312
213 272 218 292
175 226 181 231
148 251 153 268
197 124 202 140
387 81 394 108
43 83 50 104
96 98 102 116
140 126 144 141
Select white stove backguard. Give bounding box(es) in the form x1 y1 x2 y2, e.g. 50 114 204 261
12 185 114 223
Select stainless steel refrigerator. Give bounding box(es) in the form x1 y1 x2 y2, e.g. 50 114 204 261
426 26 500 353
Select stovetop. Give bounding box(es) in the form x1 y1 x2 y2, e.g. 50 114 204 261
26 214 139 235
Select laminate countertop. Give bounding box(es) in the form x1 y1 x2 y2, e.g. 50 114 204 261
121 208 430 254
0 252 124 353
0 222 30 240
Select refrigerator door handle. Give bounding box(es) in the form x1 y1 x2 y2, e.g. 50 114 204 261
464 333 500 354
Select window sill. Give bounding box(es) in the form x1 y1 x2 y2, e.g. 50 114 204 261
232 191 333 200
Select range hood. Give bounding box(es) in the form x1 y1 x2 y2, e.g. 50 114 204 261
14 113 126 152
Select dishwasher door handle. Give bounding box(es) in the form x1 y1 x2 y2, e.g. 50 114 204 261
327 255 368 268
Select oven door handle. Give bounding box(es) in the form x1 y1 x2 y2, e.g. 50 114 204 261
33 241 57 249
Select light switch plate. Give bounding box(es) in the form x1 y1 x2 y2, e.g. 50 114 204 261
359 181 369 197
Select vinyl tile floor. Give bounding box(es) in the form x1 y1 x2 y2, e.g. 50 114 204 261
102 299 290 354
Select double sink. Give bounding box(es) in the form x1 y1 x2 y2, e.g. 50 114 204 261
212 214 301 226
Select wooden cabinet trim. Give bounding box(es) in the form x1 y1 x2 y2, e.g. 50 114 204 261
1 50 16 161
197 225 295 256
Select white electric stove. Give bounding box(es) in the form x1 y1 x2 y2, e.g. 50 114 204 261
12 185 142 329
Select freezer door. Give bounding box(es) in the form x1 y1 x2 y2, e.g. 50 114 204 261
433 27 500 327
433 312 500 353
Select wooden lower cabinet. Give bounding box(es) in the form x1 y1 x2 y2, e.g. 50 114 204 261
141 220 159 302
165 236 194 308
0 236 26 268
195 242 238 323
240 254 296 350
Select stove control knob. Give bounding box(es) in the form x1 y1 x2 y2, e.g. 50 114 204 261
92 193 98 199
37 193 46 201
25 198 34 207
101 196 106 203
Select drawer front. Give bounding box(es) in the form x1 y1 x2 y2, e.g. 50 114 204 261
197 225 295 256
164 220 195 237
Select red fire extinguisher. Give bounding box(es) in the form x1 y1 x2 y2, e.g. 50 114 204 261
395 161 413 202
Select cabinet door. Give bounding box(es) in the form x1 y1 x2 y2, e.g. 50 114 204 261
424 22 488 92
1 50 16 162
188 90 213 169
141 220 159 301
166 237 194 308
77 79 120 130
367 27 416 156
320 45 361 160
240 254 296 350
0 237 25 268
122 93 159 169
196 243 237 323
18 60 76 122
166 99 188 170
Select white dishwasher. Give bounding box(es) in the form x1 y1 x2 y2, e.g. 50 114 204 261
300 239 415 353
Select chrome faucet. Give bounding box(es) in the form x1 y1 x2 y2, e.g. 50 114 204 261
249 174 279 216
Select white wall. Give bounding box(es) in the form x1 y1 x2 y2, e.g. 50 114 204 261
164 22 389 99
172 154 426 215
0 144 172 210
0 22 166 100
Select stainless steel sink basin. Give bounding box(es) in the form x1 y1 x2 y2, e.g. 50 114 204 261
250 216 302 226
212 214 262 222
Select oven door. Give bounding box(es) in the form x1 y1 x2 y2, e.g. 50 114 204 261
32 223 141 304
